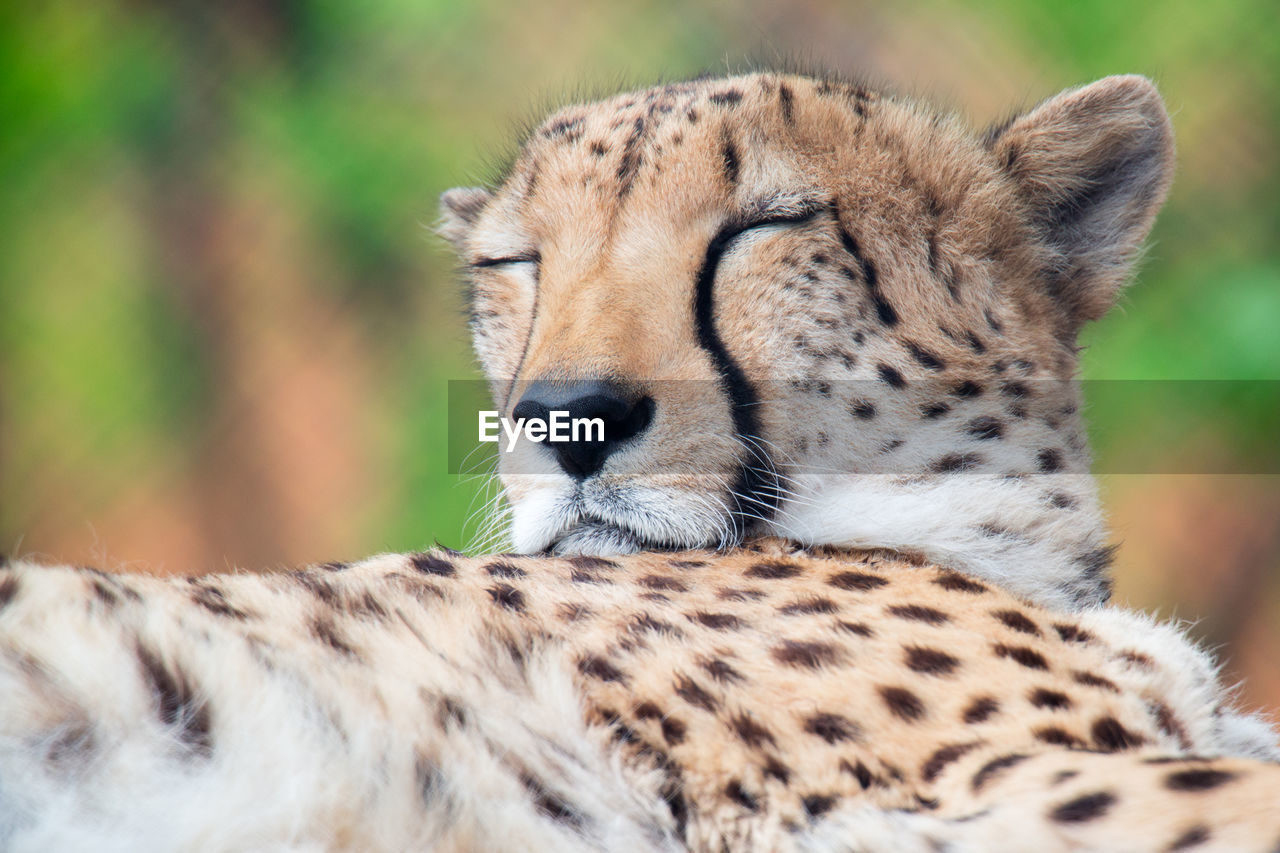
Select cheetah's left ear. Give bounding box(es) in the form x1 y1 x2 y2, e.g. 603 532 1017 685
437 187 494 251
986 75 1174 330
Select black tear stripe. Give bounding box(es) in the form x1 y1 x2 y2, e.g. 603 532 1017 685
694 227 782 539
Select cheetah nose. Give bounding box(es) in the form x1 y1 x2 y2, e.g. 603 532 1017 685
511 379 655 479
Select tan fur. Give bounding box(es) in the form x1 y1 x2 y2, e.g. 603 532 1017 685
442 72 1176 609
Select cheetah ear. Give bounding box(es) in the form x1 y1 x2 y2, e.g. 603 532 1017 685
437 187 493 251
986 75 1174 330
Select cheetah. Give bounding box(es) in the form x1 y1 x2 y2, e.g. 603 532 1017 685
2 72 1278 852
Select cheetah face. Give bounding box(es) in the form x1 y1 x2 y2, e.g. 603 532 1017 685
440 73 1171 581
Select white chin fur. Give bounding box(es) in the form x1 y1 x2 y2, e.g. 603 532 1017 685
768 472 1109 611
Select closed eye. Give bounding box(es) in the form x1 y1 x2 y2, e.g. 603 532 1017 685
720 203 824 251
471 251 541 270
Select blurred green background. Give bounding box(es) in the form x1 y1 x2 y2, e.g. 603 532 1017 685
2 0 1277 706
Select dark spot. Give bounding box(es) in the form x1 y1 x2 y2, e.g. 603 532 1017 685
773 640 842 669
828 571 888 591
691 611 743 630
543 115 584 138
992 609 1040 636
1035 726 1085 748
971 753 1028 792
953 380 983 398
567 555 620 570
579 655 628 684
311 615 358 657
963 697 1000 724
415 753 442 804
191 586 250 620
91 579 120 609
931 452 982 473
135 644 212 755
1052 770 1079 785
1 574 23 610
725 780 759 812
634 701 663 719
520 772 585 828
849 399 877 420
834 761 874 790
1165 768 1238 793
779 597 838 615
985 309 1004 334
1118 650 1157 670
921 401 951 419
1037 449 1063 473
906 343 945 370
746 561 802 580
484 561 526 578
589 140 607 157
877 363 906 388
730 712 777 748
905 646 960 676
1048 491 1077 509
1090 712 1152 747
487 583 526 612
701 658 744 683
674 675 719 712
717 587 764 602
410 554 455 577
1149 701 1192 750
630 613 682 636
994 643 1049 670
1167 825 1211 850
1079 545 1117 580
668 559 706 569
763 756 791 785
964 331 986 353
1000 380 1029 399
571 570 612 584
295 572 341 607
923 742 982 783
1050 791 1115 823
879 686 926 722
1054 624 1095 644
933 571 987 594
777 82 795 124
721 136 740 186
835 620 874 637
1072 671 1119 692
887 604 949 625
802 795 837 818
966 416 1004 440
660 717 687 746
616 116 647 195
640 574 687 592
709 89 743 106
1029 689 1073 710
804 712 862 744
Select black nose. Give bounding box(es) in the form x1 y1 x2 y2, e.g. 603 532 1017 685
510 380 655 479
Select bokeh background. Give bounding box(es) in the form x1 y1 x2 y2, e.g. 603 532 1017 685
3 1 1277 708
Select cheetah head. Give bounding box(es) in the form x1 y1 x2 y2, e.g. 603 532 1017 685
440 72 1173 609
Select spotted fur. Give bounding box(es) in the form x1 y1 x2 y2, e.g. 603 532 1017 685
3 72 1278 851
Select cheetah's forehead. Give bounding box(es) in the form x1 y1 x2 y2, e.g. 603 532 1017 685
507 74 877 200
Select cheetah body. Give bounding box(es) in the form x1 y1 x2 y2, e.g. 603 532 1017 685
2 543 1277 852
